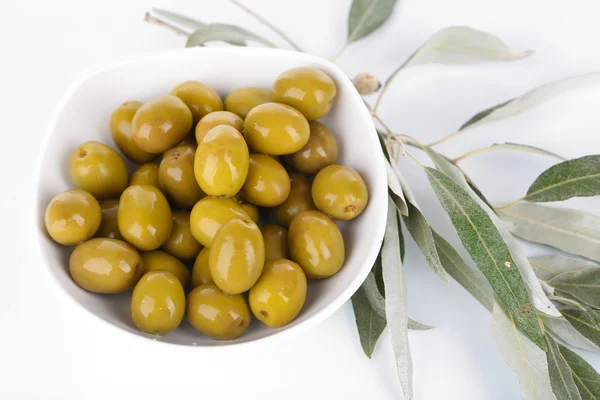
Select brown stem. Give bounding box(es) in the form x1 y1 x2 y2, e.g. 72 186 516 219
144 12 190 36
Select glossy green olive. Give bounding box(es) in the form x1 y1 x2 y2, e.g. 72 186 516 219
260 224 289 262
243 103 310 155
286 122 338 174
209 218 265 295
194 125 249 197
271 67 337 120
70 141 128 199
195 111 244 143
189 197 251 247
191 247 213 289
139 250 190 287
312 165 368 220
187 284 251 340
70 238 141 293
224 87 272 119
274 173 315 227
95 199 122 240
118 185 173 251
171 81 223 123
239 153 290 207
159 145 206 209
130 163 160 188
45 189 101 245
162 210 202 261
131 95 193 154
233 196 259 224
131 270 185 335
110 101 155 163
288 210 345 279
249 259 307 327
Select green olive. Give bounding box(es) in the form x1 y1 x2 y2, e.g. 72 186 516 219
249 259 307 327
194 125 249 197
195 111 244 143
209 219 265 294
224 87 272 119
191 247 213 289
70 141 128 199
274 173 315 227
243 102 310 155
70 238 141 293
139 250 190 287
131 270 185 335
288 210 345 279
260 224 289 262
95 199 122 240
110 101 155 163
159 145 206 209
286 122 338 174
162 210 202 261
131 95 193 154
239 153 290 207
312 165 368 220
271 67 337 120
130 163 160 188
171 81 223 123
189 197 251 247
233 196 259 224
187 284 251 340
118 185 173 251
45 189 101 245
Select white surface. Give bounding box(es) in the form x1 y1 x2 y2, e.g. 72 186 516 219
2 0 600 399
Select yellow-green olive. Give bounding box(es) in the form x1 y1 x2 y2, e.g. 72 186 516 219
45 189 101 246
249 259 307 327
286 121 338 174
233 196 259 224
159 145 206 209
209 219 265 294
224 87 272 119
271 67 337 120
312 165 368 220
239 153 290 207
260 224 289 262
118 185 173 251
162 210 202 261
96 199 122 240
110 101 155 163
195 111 244 143
194 125 249 197
139 250 190 287
131 95 193 154
243 102 310 155
171 81 223 123
187 284 251 340
131 270 185 335
70 238 141 293
189 197 251 247
130 163 160 188
274 173 315 227
70 141 128 199
288 210 345 279
191 247 213 288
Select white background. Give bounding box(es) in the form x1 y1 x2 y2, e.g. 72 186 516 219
1 0 600 399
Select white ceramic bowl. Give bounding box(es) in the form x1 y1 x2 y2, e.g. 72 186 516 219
34 47 387 348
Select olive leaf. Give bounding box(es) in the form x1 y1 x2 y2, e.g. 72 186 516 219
545 335 583 400
562 308 600 349
549 269 600 309
559 344 600 400
543 313 600 353
408 318 434 331
385 159 409 216
481 142 566 161
498 203 600 263
351 279 386 358
186 23 276 48
347 0 399 44
529 255 600 281
524 155 600 203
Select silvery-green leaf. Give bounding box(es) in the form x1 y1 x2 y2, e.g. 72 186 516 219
408 318 434 330
549 269 600 309
426 167 547 348
529 255 600 281
545 335 583 400
543 313 600 353
425 147 560 317
150 8 205 31
525 155 600 203
381 198 412 399
351 282 386 358
549 295 589 311
486 142 566 161
347 0 398 43
186 23 276 48
559 344 600 400
562 308 600 349
499 203 600 263
491 300 557 400
385 159 409 216
460 72 600 131
433 231 493 311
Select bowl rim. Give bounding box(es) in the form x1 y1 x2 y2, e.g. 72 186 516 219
32 46 388 350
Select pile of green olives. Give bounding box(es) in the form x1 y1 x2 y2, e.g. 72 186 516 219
43 66 369 340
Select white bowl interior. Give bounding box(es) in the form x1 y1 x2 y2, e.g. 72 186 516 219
34 47 387 347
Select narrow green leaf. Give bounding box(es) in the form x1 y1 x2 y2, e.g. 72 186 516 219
559 344 600 400
372 253 385 295
186 23 276 48
467 180 496 213
460 99 513 130
351 283 386 358
426 167 547 349
543 313 600 353
347 0 398 43
385 159 409 216
545 335 583 400
487 142 566 161
549 269 600 309
525 155 600 202
408 318 434 331
562 308 600 348
529 255 600 281
150 8 205 30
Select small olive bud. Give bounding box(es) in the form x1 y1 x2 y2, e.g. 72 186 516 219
353 73 381 95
